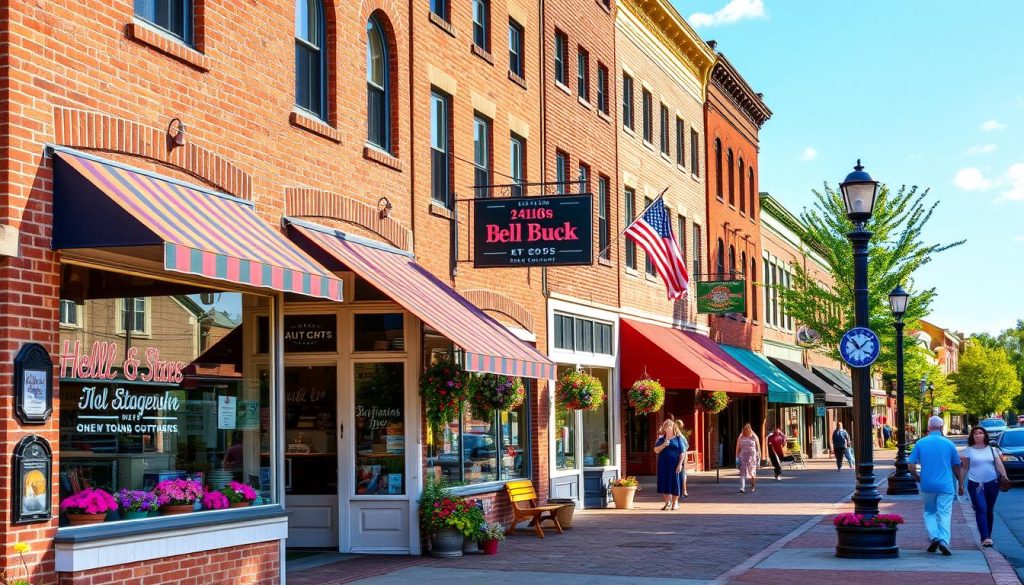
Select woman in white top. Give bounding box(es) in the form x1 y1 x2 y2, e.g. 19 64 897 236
959 426 1009 547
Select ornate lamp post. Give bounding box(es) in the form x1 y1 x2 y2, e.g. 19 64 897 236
886 285 918 495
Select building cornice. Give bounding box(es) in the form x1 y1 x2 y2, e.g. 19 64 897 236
620 0 717 98
759 192 830 260
709 50 772 128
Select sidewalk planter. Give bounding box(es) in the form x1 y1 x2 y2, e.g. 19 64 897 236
480 539 500 555
429 527 465 558
548 498 576 528
611 486 638 509
834 526 899 559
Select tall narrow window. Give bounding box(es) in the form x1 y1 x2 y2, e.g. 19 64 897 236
739 158 746 212
693 224 702 284
366 16 389 151
659 104 669 155
120 297 147 333
749 168 756 219
135 0 192 44
577 163 590 195
677 215 687 261
598 176 610 259
714 139 723 199
676 118 684 166
430 0 449 20
510 133 525 197
751 258 758 321
690 129 700 176
430 90 451 206
473 115 491 198
296 0 327 120
597 64 609 114
577 47 589 101
59 299 79 327
727 149 735 206
729 246 736 276
622 74 634 130
763 257 770 325
740 252 747 315
554 30 567 85
716 239 725 277
625 188 636 269
472 0 489 50
642 89 653 143
508 19 524 77
644 197 656 276
556 151 569 194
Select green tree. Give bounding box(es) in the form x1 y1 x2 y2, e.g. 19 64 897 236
777 183 963 379
951 340 1020 417
974 320 1024 413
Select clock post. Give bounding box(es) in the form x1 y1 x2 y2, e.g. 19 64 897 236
847 226 880 518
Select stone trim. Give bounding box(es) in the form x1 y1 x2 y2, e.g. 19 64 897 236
285 187 411 251
289 111 342 143
363 145 403 171
462 289 534 332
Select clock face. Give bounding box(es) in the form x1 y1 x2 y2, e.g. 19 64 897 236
839 327 880 367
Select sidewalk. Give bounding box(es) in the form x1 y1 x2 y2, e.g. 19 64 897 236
286 452 1021 585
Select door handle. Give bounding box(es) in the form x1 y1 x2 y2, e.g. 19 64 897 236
339 422 344 439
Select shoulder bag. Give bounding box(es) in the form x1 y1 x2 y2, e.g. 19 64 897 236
991 446 1012 492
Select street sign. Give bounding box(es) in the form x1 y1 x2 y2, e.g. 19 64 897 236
473 195 593 268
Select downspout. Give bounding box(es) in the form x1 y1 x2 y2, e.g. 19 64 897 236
540 0 548 297
408 2 416 254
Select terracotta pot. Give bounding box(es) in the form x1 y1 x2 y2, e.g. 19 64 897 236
66 512 107 526
611 485 638 509
161 504 196 515
480 539 500 555
229 501 251 508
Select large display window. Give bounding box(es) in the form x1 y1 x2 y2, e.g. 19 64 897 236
58 267 275 527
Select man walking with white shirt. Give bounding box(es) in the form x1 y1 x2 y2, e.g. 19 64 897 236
908 416 962 556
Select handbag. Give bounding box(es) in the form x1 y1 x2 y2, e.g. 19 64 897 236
991 446 1012 492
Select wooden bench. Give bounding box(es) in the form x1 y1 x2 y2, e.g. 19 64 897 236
504 479 564 539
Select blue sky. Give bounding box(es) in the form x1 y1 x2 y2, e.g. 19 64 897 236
674 0 1024 337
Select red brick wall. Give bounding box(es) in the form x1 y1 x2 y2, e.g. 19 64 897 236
56 542 279 585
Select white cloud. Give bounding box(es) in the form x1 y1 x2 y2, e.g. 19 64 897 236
799 147 817 161
953 167 993 191
980 120 1006 131
689 0 766 28
966 144 997 155
1014 235 1024 243
996 163 1024 202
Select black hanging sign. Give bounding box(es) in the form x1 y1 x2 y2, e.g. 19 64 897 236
473 195 593 268
13 435 52 524
258 314 337 354
14 343 53 424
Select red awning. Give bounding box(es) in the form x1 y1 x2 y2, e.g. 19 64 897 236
620 319 765 394
286 219 555 380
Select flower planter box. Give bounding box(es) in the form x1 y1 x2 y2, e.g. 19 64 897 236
611 486 638 509
834 526 899 558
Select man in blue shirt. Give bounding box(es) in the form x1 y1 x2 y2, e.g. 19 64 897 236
908 416 962 555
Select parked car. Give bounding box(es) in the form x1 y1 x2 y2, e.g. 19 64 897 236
998 428 1024 482
436 433 497 477
979 418 1008 443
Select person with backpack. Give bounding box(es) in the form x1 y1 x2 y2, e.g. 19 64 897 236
832 422 851 471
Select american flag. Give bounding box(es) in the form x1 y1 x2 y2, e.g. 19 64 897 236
624 197 690 299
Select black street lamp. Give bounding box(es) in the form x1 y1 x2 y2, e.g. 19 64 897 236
886 285 918 495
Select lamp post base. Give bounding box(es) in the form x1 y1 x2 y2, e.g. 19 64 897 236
887 472 919 495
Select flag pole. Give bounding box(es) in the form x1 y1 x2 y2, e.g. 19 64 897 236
596 187 668 260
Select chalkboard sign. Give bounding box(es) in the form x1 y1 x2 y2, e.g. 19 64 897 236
258 314 337 354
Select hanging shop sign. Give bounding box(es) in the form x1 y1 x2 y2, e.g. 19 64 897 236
14 343 53 424
473 195 593 268
695 280 746 314
258 314 337 353
12 435 52 524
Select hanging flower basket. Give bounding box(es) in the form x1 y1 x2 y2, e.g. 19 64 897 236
556 371 605 411
469 374 526 419
695 390 729 414
627 378 665 414
421 360 469 431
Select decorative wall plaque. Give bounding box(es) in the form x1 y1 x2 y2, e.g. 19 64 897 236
13 435 52 524
14 343 53 424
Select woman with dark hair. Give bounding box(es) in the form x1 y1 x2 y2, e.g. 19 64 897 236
959 426 1010 547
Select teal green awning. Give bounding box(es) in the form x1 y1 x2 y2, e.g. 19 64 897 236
719 345 814 405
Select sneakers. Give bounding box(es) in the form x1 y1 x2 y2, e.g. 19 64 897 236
738 488 745 493
927 539 940 553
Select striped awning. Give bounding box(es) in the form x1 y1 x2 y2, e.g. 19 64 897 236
52 148 342 301
719 345 814 405
285 219 555 380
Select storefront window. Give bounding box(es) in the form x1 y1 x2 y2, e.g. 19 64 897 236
582 368 610 466
555 401 577 470
354 362 405 495
285 365 336 495
58 278 274 526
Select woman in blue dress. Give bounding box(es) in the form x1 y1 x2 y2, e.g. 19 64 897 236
654 419 685 510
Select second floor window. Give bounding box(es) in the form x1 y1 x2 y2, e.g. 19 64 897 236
430 0 449 20
659 104 669 155
120 297 147 333
693 224 702 283
135 0 192 45
508 19 524 77
430 90 451 206
622 73 634 130
598 176 610 259
690 129 700 176
295 0 327 120
644 198 656 275
556 151 569 194
472 0 489 50
714 138 723 198
60 299 79 327
739 158 746 212
676 118 684 166
510 133 525 197
749 168 756 218
554 31 567 85
727 148 735 205
366 16 389 151
625 187 636 269
577 162 589 194
642 89 653 143
577 48 589 101
597 64 609 114
473 115 491 198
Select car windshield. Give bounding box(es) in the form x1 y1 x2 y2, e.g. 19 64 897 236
1001 432 1024 448
980 419 1006 428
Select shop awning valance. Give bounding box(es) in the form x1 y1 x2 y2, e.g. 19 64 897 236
51 148 343 301
719 345 813 405
285 219 556 380
620 319 765 394
769 358 852 407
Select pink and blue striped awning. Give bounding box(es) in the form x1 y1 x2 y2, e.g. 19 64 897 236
52 149 342 301
286 219 555 380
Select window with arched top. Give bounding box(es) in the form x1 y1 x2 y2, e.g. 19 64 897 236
739 158 746 213
716 238 725 276
367 15 390 151
729 245 736 275
296 0 327 120
727 148 735 206
749 167 756 219
751 258 757 320
714 139 723 200
740 251 747 316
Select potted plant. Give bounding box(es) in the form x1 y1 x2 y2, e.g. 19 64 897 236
469 374 525 419
478 521 506 555
418 480 480 558
61 488 118 525
153 478 204 515
556 370 605 411
833 512 903 558
114 489 158 520
461 500 487 554
218 481 259 508
610 476 640 509
420 360 469 433
597 455 611 466
627 378 665 414
202 489 230 510
695 390 729 414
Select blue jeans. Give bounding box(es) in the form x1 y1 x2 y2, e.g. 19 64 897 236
921 491 954 546
967 479 1000 540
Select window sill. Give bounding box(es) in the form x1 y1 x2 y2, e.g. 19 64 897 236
471 44 494 65
642 139 655 151
692 172 700 181
677 163 687 173
623 125 635 137
508 70 528 89
555 81 571 96
596 0 612 14
429 12 457 38
127 20 210 72
625 267 639 277
363 145 403 171
645 272 660 283
578 95 593 110
430 202 454 219
290 110 342 143
661 152 673 164
598 257 613 267
597 110 611 123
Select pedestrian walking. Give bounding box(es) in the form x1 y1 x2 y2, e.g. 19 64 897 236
675 419 690 498
831 422 851 471
654 419 685 510
908 416 962 556
735 424 760 493
959 426 1010 547
767 427 786 480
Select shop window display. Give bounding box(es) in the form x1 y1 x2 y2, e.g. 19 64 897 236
582 369 611 466
58 277 273 526
354 362 406 495
555 400 577 470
